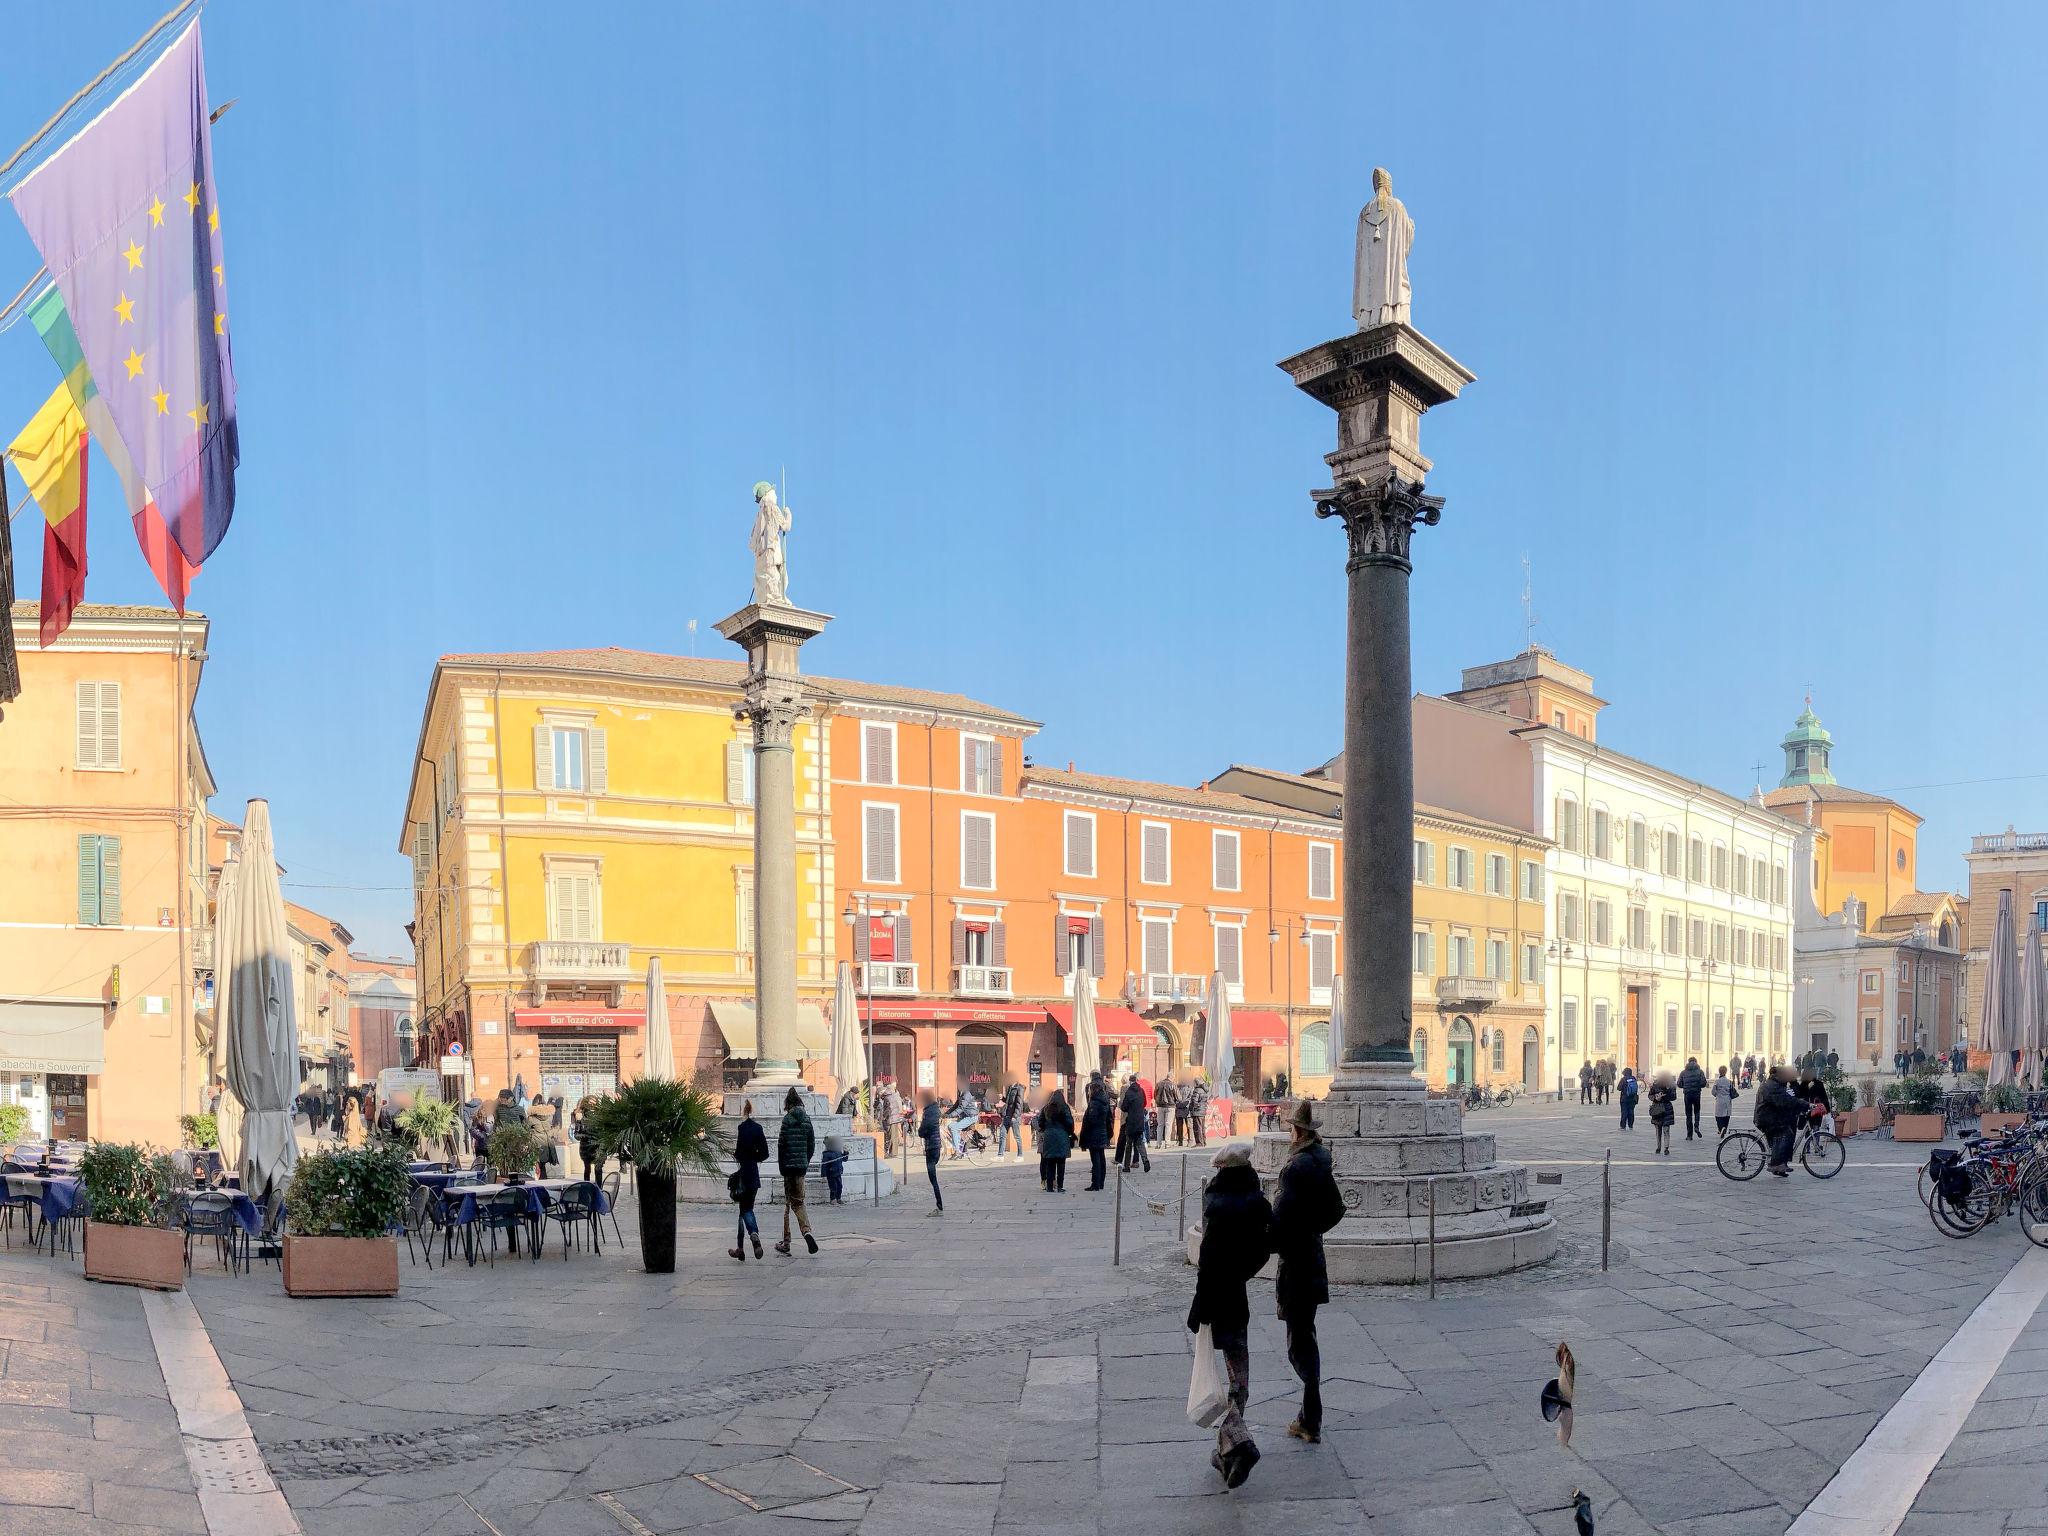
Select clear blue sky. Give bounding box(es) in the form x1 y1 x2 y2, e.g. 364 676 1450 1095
6 4 2045 954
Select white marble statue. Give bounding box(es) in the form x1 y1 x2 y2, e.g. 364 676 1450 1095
750 481 790 604
1353 166 1413 329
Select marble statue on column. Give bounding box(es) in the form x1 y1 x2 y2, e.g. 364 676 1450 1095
1353 166 1413 329
750 481 791 604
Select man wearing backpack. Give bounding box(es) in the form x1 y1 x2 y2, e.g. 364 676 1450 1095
1270 1099 1343 1445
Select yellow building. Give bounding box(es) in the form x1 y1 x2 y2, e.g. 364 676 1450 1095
1763 702 1923 930
0 603 212 1145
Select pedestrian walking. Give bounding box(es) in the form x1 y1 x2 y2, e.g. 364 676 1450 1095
1646 1072 1676 1155
1596 1059 1614 1105
1154 1077 1178 1147
1037 1088 1075 1191
1617 1068 1639 1130
1756 1065 1801 1176
1270 1101 1343 1445
916 1089 944 1215
342 1097 366 1148
1188 1076 1210 1146
1119 1076 1152 1172
997 1080 1026 1162
1080 1079 1114 1190
773 1086 819 1255
1189 1146 1273 1489
820 1136 847 1203
1677 1056 1707 1139
729 1100 767 1261
1578 1061 1594 1105
1710 1066 1737 1138
876 1081 901 1157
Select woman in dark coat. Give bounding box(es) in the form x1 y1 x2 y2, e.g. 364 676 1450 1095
1036 1089 1075 1192
1079 1083 1114 1192
1645 1072 1677 1156
728 1100 768 1261
1189 1147 1273 1489
916 1090 944 1215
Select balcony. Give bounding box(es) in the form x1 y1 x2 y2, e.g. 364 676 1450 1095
1144 973 1210 1006
1436 975 1502 1007
953 965 1014 999
1973 831 2048 853
855 962 919 995
191 929 214 972
526 940 635 984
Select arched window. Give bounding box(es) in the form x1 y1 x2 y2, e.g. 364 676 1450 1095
1410 1028 1428 1074
1491 1029 1505 1071
1939 918 1955 948
1299 1023 1331 1077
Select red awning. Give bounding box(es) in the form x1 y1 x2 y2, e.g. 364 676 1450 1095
1046 1003 1155 1044
1223 1009 1288 1047
512 1005 644 1033
871 1002 1044 1025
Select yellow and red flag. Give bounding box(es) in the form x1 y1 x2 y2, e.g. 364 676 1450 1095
6 384 89 646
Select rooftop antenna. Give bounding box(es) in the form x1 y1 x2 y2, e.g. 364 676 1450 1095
1520 554 1538 652
686 618 698 656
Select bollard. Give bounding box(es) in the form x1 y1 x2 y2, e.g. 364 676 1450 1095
1177 1152 1188 1254
1427 1178 1437 1299
1601 1148 1612 1272
871 1134 879 1208
1113 1161 1123 1267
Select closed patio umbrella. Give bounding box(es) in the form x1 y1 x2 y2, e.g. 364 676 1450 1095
643 956 676 1080
1205 971 1234 1095
2021 924 2047 1092
1327 972 1345 1081
1985 890 2019 1089
222 801 299 1209
207 844 242 1154
1069 967 1101 1088
829 962 866 1102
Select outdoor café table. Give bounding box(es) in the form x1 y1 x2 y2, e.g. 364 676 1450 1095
444 1180 593 1258
410 1169 463 1193
177 1189 262 1236
4 1175 80 1253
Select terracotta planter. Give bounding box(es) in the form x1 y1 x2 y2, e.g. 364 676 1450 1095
1892 1113 1947 1143
282 1235 399 1298
1980 1112 2026 1134
1856 1106 1881 1133
83 1222 185 1291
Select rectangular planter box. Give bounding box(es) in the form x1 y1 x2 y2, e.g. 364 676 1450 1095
282 1235 400 1298
1856 1106 1881 1134
1980 1112 2026 1134
1892 1113 1947 1143
83 1222 184 1291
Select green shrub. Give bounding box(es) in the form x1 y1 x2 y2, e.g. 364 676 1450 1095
1878 1080 1906 1106
76 1142 181 1229
0 1103 29 1146
1982 1081 2028 1114
583 1078 726 1178
179 1113 219 1150
486 1119 551 1180
1898 1076 1945 1114
285 1144 411 1239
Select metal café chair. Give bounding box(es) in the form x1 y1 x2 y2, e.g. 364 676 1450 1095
544 1182 602 1258
401 1185 441 1269
478 1189 536 1265
181 1191 247 1276
598 1170 625 1248
1 1176 42 1249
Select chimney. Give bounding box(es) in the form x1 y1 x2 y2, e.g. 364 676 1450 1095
1067 760 1074 772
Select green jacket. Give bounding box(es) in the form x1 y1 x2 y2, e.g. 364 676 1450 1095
777 1105 816 1175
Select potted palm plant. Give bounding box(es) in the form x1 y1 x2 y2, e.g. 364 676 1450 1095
78 1142 184 1290
486 1119 550 1185
395 1097 460 1163
282 1143 411 1297
584 1078 726 1274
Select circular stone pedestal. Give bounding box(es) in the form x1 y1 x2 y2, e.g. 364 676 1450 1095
1248 1071 1555 1284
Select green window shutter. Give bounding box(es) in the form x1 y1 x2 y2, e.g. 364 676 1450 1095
78 834 100 925
588 728 608 794
99 837 121 926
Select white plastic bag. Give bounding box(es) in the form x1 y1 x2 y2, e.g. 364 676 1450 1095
1821 1113 1836 1135
1187 1324 1229 1427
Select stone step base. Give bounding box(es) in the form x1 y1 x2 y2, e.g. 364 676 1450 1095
1184 1212 1557 1284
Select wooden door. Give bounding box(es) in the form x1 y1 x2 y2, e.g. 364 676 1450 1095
1624 990 1642 1072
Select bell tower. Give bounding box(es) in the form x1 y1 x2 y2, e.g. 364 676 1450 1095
1779 699 1836 788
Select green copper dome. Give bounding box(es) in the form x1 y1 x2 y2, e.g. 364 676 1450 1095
1779 699 1835 787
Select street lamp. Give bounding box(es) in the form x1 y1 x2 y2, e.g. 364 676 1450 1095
840 896 875 1125
1546 940 1574 1100
1267 921 1314 1096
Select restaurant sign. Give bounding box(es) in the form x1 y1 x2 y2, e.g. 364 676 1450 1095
512 1007 645 1033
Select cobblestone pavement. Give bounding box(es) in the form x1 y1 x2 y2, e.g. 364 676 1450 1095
22 1105 2048 1535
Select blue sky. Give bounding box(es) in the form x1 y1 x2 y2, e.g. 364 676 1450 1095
5 4 2045 954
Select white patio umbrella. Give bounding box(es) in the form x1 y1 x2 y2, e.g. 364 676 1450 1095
2021 924 2047 1092
1069 967 1101 1088
222 801 300 1208
1205 971 1234 1095
207 844 243 1154
1327 972 1346 1078
642 956 676 1080
829 962 866 1101
1984 890 2019 1089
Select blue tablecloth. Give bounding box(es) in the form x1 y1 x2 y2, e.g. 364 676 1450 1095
411 1170 464 1192
444 1180 610 1224
181 1190 262 1236
3 1175 79 1224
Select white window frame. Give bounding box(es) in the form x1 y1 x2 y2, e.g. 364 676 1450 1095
960 810 996 892
1522 942 1541 983
960 733 998 796
1485 853 1509 896
860 720 898 786
1521 860 1544 901
1663 912 1682 955
1213 920 1244 987
1062 810 1097 879
1412 927 1435 976
550 723 589 792
862 801 902 885
1413 839 1435 885
1448 846 1475 891
1447 931 1473 978
1309 841 1336 903
1140 916 1174 978
542 856 603 942
1211 829 1241 894
1140 820 1172 886
1307 929 1336 993
735 869 756 955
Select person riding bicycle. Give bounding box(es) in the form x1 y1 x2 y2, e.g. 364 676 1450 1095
946 1088 981 1159
1755 1065 1802 1177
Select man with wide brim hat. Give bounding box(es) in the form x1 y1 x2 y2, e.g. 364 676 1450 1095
1270 1099 1345 1444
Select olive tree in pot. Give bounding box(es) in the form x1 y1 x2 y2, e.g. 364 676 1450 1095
77 1142 184 1290
282 1143 412 1297
583 1078 726 1274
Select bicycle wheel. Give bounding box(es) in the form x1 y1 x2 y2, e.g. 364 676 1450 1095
1801 1131 1845 1179
1929 1163 1994 1238
2019 1166 2048 1248
1716 1131 1767 1181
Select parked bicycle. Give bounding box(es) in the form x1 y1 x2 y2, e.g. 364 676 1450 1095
1461 1084 1517 1110
1923 1119 2048 1244
1716 1111 1844 1180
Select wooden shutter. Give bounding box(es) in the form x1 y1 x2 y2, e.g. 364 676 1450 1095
1053 921 1070 977
1065 814 1093 877
77 834 100 925
1310 932 1335 990
412 825 431 891
76 683 98 768
863 724 893 785
893 913 912 961
990 920 1006 967
1212 832 1238 891
1089 916 1105 978
97 682 120 768
1142 920 1169 977
962 814 994 890
588 728 608 794
533 724 553 790
989 744 1004 798
951 919 967 966
1142 824 1169 884
864 805 897 883
99 837 121 926
1216 924 1241 985
1311 844 1333 901
725 742 748 804
853 915 871 962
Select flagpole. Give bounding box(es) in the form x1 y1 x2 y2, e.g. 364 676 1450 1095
0 0 201 186
176 615 191 1125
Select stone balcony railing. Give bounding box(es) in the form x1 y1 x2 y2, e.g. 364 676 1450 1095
526 940 635 983
953 965 1014 999
855 962 919 995
1435 975 1502 1007
1145 973 1209 1006
1973 831 2048 853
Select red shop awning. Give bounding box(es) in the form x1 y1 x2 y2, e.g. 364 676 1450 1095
872 1002 1045 1025
512 1005 645 1033
1046 1003 1155 1044
1221 1009 1289 1047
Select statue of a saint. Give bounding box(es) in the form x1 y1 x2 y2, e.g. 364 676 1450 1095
750 481 791 604
1352 166 1413 329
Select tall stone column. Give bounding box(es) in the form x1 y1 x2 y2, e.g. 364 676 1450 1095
716 600 831 1092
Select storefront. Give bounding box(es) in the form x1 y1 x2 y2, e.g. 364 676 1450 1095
511 1004 644 1105
1044 1001 1152 1084
863 1002 1046 1100
0 999 105 1142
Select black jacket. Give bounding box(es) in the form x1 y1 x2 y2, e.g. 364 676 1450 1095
1187 1162 1273 1333
916 1102 942 1154
1271 1139 1343 1313
1677 1064 1707 1096
1079 1090 1114 1150
1037 1095 1075 1158
734 1117 769 1194
1001 1084 1024 1125
1119 1082 1146 1128
777 1105 816 1175
1646 1084 1677 1126
1755 1078 1800 1134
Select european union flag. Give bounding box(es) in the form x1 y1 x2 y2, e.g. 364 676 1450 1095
9 19 236 567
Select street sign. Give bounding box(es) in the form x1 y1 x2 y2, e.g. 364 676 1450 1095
446 1041 463 1056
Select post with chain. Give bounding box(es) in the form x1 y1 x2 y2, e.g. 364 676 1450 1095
1601 1148 1612 1271
871 1133 879 1208
1177 1151 1188 1261
1427 1177 1437 1299
1113 1160 1123 1267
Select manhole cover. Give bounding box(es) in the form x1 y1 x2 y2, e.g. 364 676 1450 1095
693 1454 862 1511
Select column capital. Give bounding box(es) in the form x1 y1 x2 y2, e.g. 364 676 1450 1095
1314 474 1445 576
738 678 807 749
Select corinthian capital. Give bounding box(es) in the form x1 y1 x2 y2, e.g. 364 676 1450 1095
738 678 806 749
1314 474 1445 575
